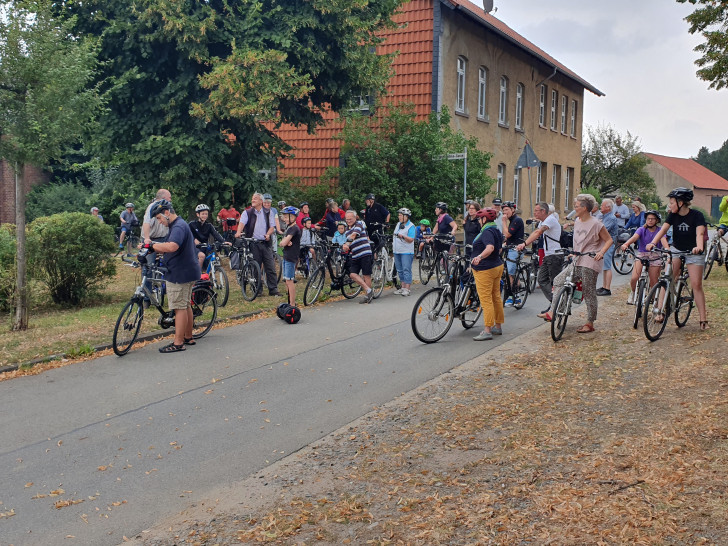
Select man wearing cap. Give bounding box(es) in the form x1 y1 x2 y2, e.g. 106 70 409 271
147 200 200 353
262 193 283 252
363 194 390 238
91 207 104 223
492 198 504 235
118 203 138 250
235 192 280 297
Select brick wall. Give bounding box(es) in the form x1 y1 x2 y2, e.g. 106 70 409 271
0 160 50 225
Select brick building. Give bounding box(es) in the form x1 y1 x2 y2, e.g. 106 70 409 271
0 161 49 225
274 0 603 213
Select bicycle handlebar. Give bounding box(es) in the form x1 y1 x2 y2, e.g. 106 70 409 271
652 247 694 257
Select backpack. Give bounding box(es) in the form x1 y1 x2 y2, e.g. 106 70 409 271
544 230 573 251
229 249 241 270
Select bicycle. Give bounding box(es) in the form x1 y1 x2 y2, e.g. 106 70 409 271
199 242 231 307
703 223 727 280
614 228 636 275
230 237 263 302
550 249 597 342
115 221 141 263
369 223 400 298
500 245 530 310
643 248 695 342
624 248 662 330
112 250 218 356
303 243 362 305
411 243 482 343
418 239 436 285
527 245 539 293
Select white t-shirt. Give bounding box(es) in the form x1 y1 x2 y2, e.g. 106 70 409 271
540 214 562 256
144 201 169 240
614 203 630 228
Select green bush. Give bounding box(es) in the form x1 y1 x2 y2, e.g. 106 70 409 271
25 181 96 223
0 225 17 311
28 213 117 305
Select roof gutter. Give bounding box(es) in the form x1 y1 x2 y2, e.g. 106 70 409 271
535 66 558 89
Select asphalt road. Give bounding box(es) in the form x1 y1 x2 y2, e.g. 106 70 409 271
1 270 629 545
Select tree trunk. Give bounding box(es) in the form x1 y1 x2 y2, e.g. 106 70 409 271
13 162 28 331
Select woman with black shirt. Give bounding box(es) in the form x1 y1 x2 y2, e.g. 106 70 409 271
463 201 482 256
470 207 505 341
646 187 708 330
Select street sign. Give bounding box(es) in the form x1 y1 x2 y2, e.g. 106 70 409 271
447 152 467 160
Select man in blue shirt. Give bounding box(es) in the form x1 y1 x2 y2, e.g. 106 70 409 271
597 199 619 296
147 200 200 353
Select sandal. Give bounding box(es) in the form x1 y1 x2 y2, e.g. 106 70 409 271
654 313 664 323
538 312 552 322
183 337 196 346
159 343 186 353
700 321 709 331
576 324 595 333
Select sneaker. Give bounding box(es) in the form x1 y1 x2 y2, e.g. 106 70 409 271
626 291 634 305
473 330 493 341
401 288 411 296
504 297 514 307
393 288 403 295
513 298 522 306
491 326 502 335
119 244 124 249
596 288 611 296
359 290 374 304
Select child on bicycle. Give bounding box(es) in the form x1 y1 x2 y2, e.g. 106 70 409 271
415 219 432 257
189 204 228 271
332 221 348 245
299 216 316 275
279 207 301 306
620 210 669 304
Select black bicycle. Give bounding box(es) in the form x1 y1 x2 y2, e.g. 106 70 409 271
115 221 141 263
500 245 530 310
230 237 262 302
411 243 482 343
303 243 362 305
112 250 218 356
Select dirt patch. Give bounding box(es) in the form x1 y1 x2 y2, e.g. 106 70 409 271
133 278 728 545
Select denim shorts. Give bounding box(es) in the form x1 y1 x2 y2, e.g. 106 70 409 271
602 245 615 271
282 259 296 280
506 248 520 276
670 246 705 266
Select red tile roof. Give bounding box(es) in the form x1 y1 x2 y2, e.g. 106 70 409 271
644 153 728 191
445 0 604 96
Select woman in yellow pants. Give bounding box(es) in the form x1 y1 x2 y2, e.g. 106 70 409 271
470 208 505 341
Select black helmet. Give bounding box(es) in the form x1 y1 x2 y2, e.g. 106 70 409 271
667 187 693 202
502 201 516 209
644 209 661 223
299 202 309 208
365 193 375 201
435 201 448 211
149 199 172 217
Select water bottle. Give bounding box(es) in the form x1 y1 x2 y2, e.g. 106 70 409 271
572 280 583 304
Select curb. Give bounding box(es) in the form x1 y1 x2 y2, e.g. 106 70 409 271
0 309 265 375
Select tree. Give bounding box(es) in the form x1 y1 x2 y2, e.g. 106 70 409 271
0 0 101 329
55 0 401 214
695 140 728 180
324 104 494 222
580 124 655 199
677 0 728 90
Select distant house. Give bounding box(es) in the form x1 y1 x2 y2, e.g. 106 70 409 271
643 153 728 219
274 0 603 213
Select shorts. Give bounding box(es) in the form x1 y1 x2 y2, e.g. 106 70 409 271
282 259 296 280
670 246 705 266
166 281 195 310
506 248 520 276
637 250 662 267
350 253 373 276
121 225 131 233
602 245 615 271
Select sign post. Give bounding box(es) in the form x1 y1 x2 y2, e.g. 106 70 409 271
434 148 468 216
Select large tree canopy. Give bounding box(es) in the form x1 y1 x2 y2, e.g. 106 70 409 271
677 0 728 90
580 124 655 198
56 0 401 213
695 140 728 180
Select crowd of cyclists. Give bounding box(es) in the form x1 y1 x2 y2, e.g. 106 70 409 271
112 185 728 352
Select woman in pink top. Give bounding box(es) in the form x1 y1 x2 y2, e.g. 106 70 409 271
546 193 613 333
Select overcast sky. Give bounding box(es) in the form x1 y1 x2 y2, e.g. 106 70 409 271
471 0 727 158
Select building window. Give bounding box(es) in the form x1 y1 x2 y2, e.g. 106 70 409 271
350 91 373 115
515 83 524 130
499 76 508 125
456 57 466 113
539 84 546 127
536 164 543 202
552 165 559 204
550 89 558 131
497 163 505 197
561 95 567 133
513 167 520 205
565 168 573 210
478 67 487 119
570 99 577 137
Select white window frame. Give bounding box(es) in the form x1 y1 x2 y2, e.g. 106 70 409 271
513 167 520 205
515 83 523 130
551 166 558 204
539 84 546 127
456 57 466 113
536 164 543 202
570 99 577 137
478 67 487 119
550 89 558 131
499 76 508 125
497 164 505 197
561 95 567 133
565 168 571 210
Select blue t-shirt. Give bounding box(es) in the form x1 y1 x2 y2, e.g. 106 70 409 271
471 226 504 271
164 218 201 284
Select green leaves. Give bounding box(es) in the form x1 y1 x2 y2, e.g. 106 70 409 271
677 0 728 90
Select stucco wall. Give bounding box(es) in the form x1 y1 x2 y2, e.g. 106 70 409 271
644 161 720 215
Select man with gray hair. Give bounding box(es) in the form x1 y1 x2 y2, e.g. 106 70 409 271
614 195 630 229
236 192 280 297
597 198 619 296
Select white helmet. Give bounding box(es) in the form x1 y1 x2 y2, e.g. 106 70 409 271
397 207 412 217
195 204 210 213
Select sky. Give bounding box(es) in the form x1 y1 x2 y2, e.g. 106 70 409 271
471 0 728 158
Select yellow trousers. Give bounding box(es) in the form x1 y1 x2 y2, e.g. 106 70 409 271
473 265 505 328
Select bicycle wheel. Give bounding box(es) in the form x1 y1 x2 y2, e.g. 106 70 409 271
513 269 529 310
643 281 670 342
459 287 482 329
191 286 217 339
550 287 572 342
341 274 363 299
614 247 634 275
435 254 449 286
238 261 262 301
632 278 646 329
212 265 229 307
411 287 455 343
528 263 538 293
112 299 144 356
674 280 694 327
703 240 716 280
303 266 325 306
371 257 386 298
274 252 283 284
418 247 434 285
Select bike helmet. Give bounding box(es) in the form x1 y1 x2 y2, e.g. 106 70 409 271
299 202 309 208
195 203 210 213
262 193 273 201
644 209 661 223
418 219 431 226
397 207 412 217
301 216 312 224
435 202 448 211
336 220 347 227
149 199 172 217
476 207 498 221
667 187 693 202
281 206 299 216
277 200 286 208
502 201 516 209
125 202 135 209
365 193 375 201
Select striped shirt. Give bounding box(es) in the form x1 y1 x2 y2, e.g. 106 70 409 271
345 221 372 259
